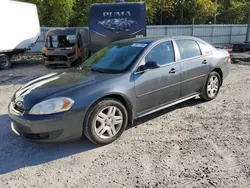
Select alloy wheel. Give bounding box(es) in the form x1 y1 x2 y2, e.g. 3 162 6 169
94 106 123 139
207 75 219 98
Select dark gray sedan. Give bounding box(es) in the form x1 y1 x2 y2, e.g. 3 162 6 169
8 36 230 145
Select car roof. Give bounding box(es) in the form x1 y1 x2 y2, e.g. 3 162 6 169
112 36 205 45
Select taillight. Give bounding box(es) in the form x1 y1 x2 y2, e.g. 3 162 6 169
226 49 231 63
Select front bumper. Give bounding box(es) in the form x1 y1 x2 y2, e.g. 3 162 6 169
44 56 77 67
45 60 72 67
8 103 85 143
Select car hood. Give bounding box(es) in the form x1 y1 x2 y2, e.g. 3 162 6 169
14 68 118 110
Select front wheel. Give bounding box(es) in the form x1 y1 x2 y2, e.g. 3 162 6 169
83 99 128 145
0 55 12 69
200 72 221 101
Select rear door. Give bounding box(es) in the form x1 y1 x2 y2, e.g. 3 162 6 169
133 40 181 115
174 39 210 97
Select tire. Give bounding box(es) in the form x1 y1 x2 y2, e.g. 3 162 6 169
44 63 51 68
44 60 51 68
200 71 221 101
0 55 12 69
83 98 128 145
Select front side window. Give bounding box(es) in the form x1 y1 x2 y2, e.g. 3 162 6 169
79 43 147 73
145 41 175 65
176 40 201 60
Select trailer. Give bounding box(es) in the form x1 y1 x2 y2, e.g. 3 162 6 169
42 1 146 68
0 0 40 69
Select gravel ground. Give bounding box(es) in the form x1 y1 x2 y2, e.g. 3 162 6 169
0 59 250 188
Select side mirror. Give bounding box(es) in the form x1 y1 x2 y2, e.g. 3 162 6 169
139 61 160 71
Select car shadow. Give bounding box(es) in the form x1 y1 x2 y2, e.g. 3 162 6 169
128 97 205 129
0 98 204 174
0 114 98 175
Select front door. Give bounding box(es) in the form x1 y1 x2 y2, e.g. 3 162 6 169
133 41 181 116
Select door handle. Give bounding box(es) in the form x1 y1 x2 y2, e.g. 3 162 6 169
169 68 178 74
202 60 209 64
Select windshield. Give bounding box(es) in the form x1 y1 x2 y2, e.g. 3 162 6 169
79 43 147 73
46 35 76 48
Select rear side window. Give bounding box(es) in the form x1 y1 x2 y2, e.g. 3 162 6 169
176 40 201 60
198 40 213 55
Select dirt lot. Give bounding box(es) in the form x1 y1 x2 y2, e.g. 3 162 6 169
0 59 250 188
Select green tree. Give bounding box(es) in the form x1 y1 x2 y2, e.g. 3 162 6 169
70 0 115 26
172 0 218 24
17 0 74 27
17 0 250 26
148 0 174 25
69 0 88 26
217 0 250 24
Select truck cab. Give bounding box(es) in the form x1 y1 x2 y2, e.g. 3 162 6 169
42 28 90 68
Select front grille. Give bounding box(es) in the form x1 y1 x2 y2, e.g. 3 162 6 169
13 102 25 113
49 55 67 61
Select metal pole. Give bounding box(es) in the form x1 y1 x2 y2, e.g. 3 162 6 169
211 25 215 44
191 18 195 36
246 10 250 42
165 26 168 36
229 24 233 44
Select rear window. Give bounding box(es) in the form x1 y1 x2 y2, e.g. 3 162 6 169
176 40 201 60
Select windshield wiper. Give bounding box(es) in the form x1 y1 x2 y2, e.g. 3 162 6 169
91 68 113 73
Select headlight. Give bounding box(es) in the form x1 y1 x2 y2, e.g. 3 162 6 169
29 97 74 115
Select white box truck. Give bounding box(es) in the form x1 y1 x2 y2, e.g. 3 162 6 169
0 0 40 69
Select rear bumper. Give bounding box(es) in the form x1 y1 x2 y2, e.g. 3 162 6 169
222 60 230 81
8 103 85 143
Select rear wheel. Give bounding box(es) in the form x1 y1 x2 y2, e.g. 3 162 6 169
0 55 12 69
200 72 221 101
83 99 128 145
